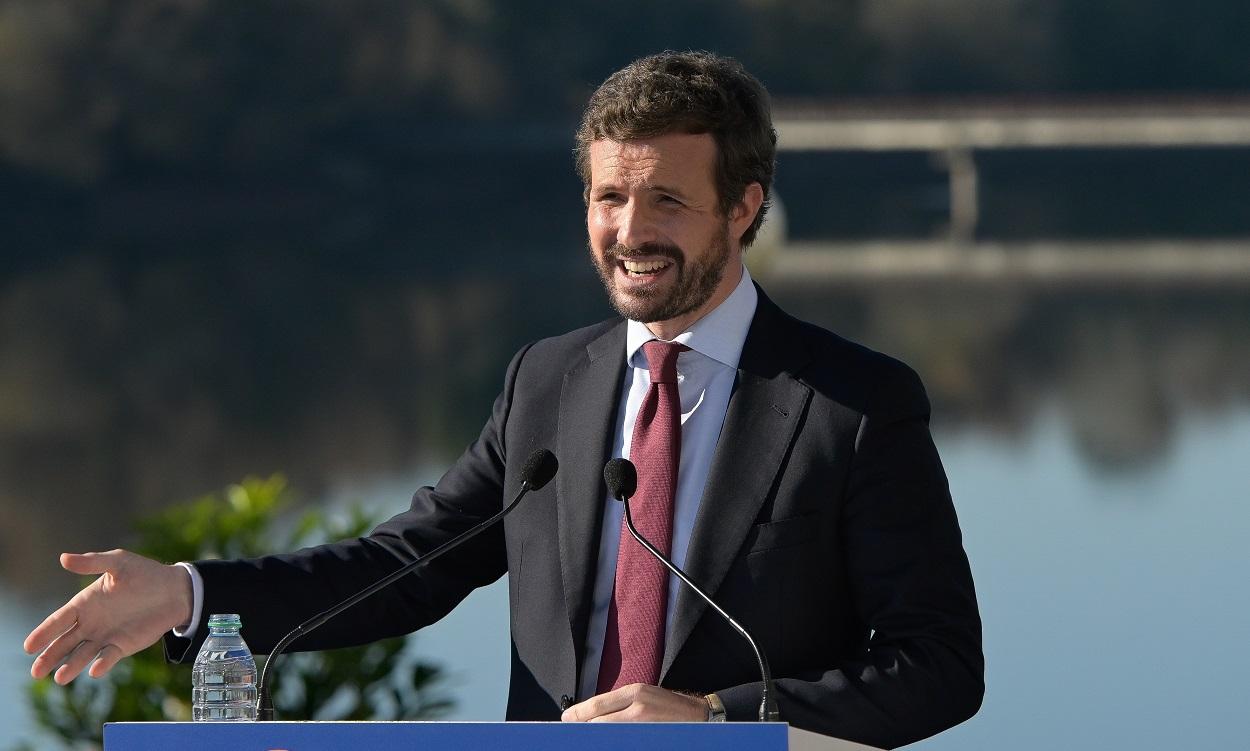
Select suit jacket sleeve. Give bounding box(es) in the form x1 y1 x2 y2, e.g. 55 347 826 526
714 364 983 749
164 342 534 662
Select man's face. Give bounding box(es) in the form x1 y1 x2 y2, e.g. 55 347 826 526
586 133 744 336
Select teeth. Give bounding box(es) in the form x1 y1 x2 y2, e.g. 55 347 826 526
622 259 670 274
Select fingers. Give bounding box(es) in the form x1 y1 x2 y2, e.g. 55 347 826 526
587 709 637 722
54 639 104 685
24 601 79 660
562 684 707 722
27 550 122 658
25 549 148 685
562 685 637 721
88 644 125 679
28 620 81 679
583 685 649 723
60 550 123 577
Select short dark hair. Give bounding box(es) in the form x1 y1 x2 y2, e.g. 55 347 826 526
575 51 777 248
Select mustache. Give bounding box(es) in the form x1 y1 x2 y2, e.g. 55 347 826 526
603 242 684 264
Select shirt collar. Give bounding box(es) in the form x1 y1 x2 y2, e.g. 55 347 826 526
625 264 759 370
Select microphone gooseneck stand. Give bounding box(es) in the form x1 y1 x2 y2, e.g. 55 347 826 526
603 457 780 722
255 448 558 720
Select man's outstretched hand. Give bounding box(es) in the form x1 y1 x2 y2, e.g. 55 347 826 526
23 550 193 684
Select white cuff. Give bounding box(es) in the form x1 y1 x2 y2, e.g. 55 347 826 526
171 562 204 640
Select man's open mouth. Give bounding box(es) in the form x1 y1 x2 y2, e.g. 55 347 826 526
621 259 672 276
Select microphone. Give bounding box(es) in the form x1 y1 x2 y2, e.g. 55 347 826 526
603 457 780 722
256 448 559 720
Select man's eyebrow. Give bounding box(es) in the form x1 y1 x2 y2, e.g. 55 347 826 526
588 181 695 201
648 183 692 199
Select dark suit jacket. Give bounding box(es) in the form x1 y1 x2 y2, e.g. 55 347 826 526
167 287 983 749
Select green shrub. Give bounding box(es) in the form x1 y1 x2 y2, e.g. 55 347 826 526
20 475 452 749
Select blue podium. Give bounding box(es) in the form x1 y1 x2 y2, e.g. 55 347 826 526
103 721 882 750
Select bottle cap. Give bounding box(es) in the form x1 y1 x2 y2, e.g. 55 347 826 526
207 613 242 631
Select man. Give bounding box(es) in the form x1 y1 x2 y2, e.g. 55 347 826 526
24 52 983 748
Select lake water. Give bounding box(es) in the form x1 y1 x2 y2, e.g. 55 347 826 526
924 405 1248 749
5 400 1245 749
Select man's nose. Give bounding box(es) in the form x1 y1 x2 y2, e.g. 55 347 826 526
615 200 658 250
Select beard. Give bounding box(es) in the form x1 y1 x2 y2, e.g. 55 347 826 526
590 225 733 324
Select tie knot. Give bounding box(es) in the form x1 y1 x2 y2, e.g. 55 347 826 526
642 340 687 384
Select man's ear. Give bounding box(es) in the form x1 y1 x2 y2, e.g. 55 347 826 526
729 182 765 244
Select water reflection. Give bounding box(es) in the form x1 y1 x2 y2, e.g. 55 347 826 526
773 281 1250 471
0 255 602 592
922 406 1250 750
3 255 1249 592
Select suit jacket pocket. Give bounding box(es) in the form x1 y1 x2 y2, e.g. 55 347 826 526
743 513 820 554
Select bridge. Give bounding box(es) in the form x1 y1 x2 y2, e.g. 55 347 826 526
755 100 1250 285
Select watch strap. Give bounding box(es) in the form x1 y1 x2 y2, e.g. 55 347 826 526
704 692 727 722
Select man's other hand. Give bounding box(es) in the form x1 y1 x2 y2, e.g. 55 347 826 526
561 683 708 722
23 550 194 684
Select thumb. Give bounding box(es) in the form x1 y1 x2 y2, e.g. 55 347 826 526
60 550 124 576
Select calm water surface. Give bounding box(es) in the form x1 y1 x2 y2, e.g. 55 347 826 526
925 405 1248 749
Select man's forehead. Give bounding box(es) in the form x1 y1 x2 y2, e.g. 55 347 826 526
588 134 716 185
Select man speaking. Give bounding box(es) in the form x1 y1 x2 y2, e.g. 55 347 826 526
24 51 983 749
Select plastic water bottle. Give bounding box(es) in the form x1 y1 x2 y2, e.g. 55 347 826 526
192 613 258 721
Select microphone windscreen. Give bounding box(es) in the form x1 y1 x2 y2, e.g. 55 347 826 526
603 458 638 500
520 448 559 490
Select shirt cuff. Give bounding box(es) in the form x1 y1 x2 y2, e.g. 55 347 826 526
171 562 204 640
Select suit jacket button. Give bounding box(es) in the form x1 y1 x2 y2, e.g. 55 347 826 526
560 694 573 711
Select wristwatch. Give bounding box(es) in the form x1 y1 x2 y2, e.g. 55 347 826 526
704 692 727 722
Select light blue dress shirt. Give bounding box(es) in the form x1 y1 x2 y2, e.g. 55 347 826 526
576 265 758 702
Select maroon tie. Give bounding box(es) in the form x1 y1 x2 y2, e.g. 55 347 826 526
597 340 688 693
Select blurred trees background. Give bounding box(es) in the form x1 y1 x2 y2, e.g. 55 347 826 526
2 0 1247 185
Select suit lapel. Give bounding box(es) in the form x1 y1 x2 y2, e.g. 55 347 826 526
662 290 813 678
556 320 627 675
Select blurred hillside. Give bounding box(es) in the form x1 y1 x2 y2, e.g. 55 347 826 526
2 0 1248 187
